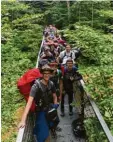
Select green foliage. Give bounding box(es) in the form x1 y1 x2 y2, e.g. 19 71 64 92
63 25 113 65
1 1 42 142
44 2 68 28
99 10 113 19
84 118 109 142
1 1 113 142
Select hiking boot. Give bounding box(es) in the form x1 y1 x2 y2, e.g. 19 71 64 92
69 111 73 116
60 111 65 117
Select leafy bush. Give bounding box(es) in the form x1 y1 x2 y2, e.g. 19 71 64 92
1 2 43 141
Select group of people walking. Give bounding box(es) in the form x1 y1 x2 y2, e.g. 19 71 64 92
18 25 82 142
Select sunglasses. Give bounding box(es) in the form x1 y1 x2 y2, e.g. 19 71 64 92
43 72 51 75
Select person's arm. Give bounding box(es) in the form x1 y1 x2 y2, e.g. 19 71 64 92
72 51 76 60
53 93 58 104
18 96 34 128
57 53 62 64
56 56 60 64
51 82 58 104
18 82 38 129
40 52 46 59
59 79 63 101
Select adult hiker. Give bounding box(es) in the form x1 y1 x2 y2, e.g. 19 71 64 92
18 64 59 142
40 46 55 62
60 59 78 117
57 44 75 65
49 61 63 102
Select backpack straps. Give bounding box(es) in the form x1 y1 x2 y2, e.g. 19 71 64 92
62 51 73 61
62 51 66 61
70 52 73 58
35 79 43 92
64 67 67 74
57 69 60 84
34 79 53 110
57 69 60 77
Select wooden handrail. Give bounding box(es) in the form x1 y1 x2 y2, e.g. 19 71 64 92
80 79 113 142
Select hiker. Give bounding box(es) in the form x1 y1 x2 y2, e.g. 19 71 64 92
60 59 78 116
40 46 55 62
18 65 59 142
49 61 63 102
49 44 60 58
38 59 49 69
57 44 75 65
49 25 57 35
43 26 50 35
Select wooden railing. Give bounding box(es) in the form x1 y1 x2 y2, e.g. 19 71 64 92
74 79 113 142
80 80 113 142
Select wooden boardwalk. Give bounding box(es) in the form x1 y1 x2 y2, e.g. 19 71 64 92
50 95 85 142
20 81 93 142
21 95 86 142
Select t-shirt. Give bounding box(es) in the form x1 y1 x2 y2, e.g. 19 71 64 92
59 50 75 64
63 67 77 92
30 79 56 98
50 69 63 89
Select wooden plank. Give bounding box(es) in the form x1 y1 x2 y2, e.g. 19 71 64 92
50 95 85 142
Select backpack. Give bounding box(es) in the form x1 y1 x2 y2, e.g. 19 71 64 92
17 68 42 112
72 118 86 138
72 48 81 60
34 79 54 111
46 108 59 138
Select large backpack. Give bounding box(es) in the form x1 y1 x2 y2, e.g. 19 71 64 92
17 68 42 112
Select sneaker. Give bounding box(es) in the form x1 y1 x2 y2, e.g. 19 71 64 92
60 111 65 117
69 111 73 116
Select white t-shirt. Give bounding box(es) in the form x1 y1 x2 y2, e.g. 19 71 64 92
59 50 75 64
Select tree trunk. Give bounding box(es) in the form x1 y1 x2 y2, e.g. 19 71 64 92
67 0 70 24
